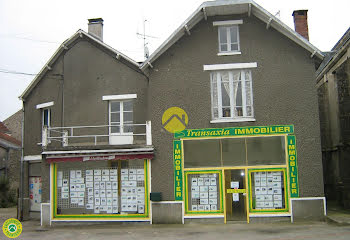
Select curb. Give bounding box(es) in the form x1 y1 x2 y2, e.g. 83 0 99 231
326 216 350 226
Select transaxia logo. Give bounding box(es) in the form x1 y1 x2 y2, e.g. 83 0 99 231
2 218 22 238
162 107 188 133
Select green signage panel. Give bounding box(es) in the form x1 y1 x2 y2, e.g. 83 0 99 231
174 125 294 139
287 135 299 198
173 140 183 201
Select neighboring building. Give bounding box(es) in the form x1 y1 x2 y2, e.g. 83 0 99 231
0 116 21 195
316 27 350 208
20 0 326 225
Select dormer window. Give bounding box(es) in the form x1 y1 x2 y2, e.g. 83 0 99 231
213 20 243 55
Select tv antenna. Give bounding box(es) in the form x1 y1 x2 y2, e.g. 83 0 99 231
136 19 158 59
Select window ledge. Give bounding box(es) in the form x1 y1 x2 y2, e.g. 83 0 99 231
210 118 256 123
217 52 241 56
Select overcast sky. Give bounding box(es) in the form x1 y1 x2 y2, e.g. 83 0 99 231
0 0 349 121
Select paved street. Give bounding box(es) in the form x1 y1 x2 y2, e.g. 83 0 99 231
1 208 350 240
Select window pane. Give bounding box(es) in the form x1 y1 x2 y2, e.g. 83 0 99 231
213 108 219 119
222 107 231 117
123 121 133 133
219 27 227 44
222 138 246 166
187 173 221 212
111 112 120 122
246 136 286 165
123 112 133 122
235 107 243 117
230 26 238 43
245 81 252 106
43 109 49 126
220 44 228 52
111 125 120 133
184 139 221 168
123 101 133 112
246 106 253 117
230 43 239 51
111 102 120 112
251 170 286 210
235 81 242 107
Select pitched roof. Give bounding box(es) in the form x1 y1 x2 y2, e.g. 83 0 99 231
140 0 324 71
0 122 10 134
19 30 141 100
0 132 21 149
316 27 350 81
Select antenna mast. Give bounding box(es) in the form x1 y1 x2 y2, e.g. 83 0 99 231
136 19 158 60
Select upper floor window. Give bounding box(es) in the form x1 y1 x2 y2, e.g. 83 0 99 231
109 100 133 134
213 20 243 55
210 69 254 121
42 108 51 129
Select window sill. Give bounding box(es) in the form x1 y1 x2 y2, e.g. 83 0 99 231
210 118 256 123
217 52 241 56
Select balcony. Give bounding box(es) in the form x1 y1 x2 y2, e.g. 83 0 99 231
41 121 152 147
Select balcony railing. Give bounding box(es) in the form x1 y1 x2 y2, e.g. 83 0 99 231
42 121 152 147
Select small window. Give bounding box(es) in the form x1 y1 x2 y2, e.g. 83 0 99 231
218 25 240 53
109 100 133 134
42 109 50 128
210 69 253 120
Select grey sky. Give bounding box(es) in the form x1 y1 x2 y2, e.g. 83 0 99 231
0 0 349 121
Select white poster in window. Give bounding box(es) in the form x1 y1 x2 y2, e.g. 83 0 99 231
267 187 274 195
94 170 101 176
267 177 274 186
76 170 82 178
273 176 281 182
61 186 69 193
210 178 216 186
209 192 217 199
106 190 112 198
264 195 273 201
107 206 113 214
86 170 93 176
121 169 128 175
94 182 100 189
191 178 198 186
255 187 261 195
88 196 94 204
138 205 145 214
273 188 282 195
256 195 264 201
274 194 282 201
70 170 76 179
128 181 137 187
192 205 198 211
107 198 113 206
254 172 261 177
100 182 105 189
260 172 266 177
106 182 112 190
71 198 79 204
200 186 208 192
264 202 273 208
94 176 102 182
261 187 267 195
102 176 109 182
78 192 85 198
192 192 199 199
137 187 145 193
86 176 93 182
100 198 107 205
94 206 100 214
112 206 119 213
256 202 264 208
100 190 106 197
95 198 100 205
58 171 63 180
136 169 143 175
260 177 267 186
197 178 204 186
78 198 84 206
209 198 217 204
198 205 205 211
200 199 209 205
209 186 217 192
204 205 211 210
86 204 93 210
110 176 118 181
94 190 100 197
231 181 239 189
191 186 199 192
112 198 118 205
70 184 76 192
200 192 208 199
272 171 282 176
273 182 281 188
102 169 109 175
137 175 144 181
204 178 210 186
211 205 217 210
129 175 136 181
129 169 136 175
112 190 118 197
62 179 68 187
58 179 63 188
232 193 239 202
121 175 128 181
69 192 76 198
274 201 282 208
254 178 261 186
75 184 81 192
62 193 69 199
267 171 273 177
86 182 93 188
110 169 118 175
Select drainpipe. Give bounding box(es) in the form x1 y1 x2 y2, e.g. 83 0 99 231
19 102 25 221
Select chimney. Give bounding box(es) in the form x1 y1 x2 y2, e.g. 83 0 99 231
292 10 309 40
88 18 104 41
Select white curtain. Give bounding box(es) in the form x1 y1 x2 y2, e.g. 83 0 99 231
232 70 241 116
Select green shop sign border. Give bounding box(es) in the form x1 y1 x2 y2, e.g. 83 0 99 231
173 125 300 201
174 125 294 139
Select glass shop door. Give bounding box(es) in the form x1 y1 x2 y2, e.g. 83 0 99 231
225 169 247 222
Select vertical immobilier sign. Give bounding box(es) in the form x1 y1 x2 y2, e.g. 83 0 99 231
173 140 183 200
287 135 299 197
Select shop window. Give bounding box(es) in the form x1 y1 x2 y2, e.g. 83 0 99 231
210 70 254 121
54 159 148 217
184 136 286 168
249 169 288 212
185 171 223 214
183 139 221 168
